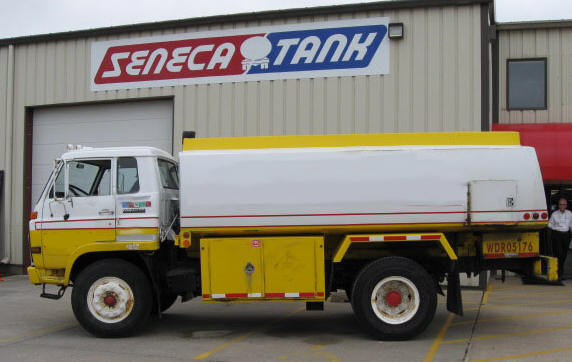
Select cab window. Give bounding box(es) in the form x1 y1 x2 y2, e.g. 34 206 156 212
117 157 139 194
68 160 111 197
157 159 178 190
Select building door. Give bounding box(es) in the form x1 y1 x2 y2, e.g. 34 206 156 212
32 99 173 207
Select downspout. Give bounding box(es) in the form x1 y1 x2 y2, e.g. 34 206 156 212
2 44 14 264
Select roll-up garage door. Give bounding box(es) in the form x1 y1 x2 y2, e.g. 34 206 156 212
31 100 173 205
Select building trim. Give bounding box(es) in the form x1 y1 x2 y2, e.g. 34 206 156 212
22 108 33 267
0 0 491 46
491 32 499 124
497 19 572 31
480 3 491 131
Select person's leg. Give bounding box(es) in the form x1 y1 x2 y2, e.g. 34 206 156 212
560 235 570 279
553 232 565 279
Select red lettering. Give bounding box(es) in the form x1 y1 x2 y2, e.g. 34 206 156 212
94 34 263 85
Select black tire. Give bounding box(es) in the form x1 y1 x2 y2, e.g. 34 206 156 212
351 257 437 340
71 259 152 337
159 293 178 313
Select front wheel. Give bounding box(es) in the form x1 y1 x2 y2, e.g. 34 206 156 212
351 257 437 340
71 259 152 337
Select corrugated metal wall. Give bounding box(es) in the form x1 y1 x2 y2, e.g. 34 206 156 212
0 47 7 172
0 3 483 265
0 46 9 265
499 27 572 124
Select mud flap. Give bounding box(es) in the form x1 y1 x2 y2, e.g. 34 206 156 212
446 261 463 316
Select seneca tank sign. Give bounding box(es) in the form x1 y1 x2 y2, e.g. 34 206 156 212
90 18 389 90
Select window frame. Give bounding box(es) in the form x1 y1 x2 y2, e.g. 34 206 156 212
157 158 179 190
506 57 548 111
67 158 112 198
116 156 140 195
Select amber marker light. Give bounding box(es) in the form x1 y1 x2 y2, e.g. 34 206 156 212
30 211 38 220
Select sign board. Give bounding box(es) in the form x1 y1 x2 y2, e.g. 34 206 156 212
91 18 389 91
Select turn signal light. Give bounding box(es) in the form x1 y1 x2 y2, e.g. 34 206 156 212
523 213 531 220
541 212 548 219
30 211 38 220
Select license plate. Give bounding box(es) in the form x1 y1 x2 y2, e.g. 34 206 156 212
482 232 539 259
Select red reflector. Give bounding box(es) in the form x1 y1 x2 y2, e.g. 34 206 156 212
350 237 370 241
532 213 539 219
145 201 152 207
384 236 407 241
202 294 211 299
523 213 531 220
421 234 441 240
225 293 248 298
541 212 548 219
30 211 38 220
265 293 285 298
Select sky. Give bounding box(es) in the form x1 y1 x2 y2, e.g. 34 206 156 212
1 0 571 39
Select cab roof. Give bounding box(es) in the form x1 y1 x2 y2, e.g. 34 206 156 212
60 146 175 161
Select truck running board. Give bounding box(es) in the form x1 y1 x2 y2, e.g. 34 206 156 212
40 284 66 300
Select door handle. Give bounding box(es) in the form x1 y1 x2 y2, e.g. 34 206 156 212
98 209 114 216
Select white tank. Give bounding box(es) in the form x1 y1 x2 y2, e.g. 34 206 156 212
179 145 548 234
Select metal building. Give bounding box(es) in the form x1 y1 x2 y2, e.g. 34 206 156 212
0 0 509 271
493 20 572 207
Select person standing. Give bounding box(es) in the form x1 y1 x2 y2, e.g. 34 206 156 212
548 198 572 280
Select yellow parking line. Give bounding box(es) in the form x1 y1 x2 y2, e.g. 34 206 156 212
0 322 76 345
441 324 572 345
193 331 255 360
482 283 493 305
464 298 572 312
193 306 304 360
423 313 455 362
451 309 572 326
471 346 572 362
490 289 572 300
488 284 552 292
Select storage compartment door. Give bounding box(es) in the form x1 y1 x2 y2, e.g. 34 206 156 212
263 236 325 299
203 238 263 297
469 180 518 225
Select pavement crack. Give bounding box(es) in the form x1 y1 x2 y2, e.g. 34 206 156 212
462 288 486 361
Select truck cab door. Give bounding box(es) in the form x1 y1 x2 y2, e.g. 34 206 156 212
115 157 159 242
40 159 115 269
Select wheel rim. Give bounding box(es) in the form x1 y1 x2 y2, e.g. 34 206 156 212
87 277 134 324
370 276 420 325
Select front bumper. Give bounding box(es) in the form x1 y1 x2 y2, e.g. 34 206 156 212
27 266 41 284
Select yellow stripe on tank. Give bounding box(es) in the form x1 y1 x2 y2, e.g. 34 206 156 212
183 132 521 151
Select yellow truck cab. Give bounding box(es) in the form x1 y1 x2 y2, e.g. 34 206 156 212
27 132 556 340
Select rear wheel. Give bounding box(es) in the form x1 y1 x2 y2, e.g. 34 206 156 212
351 257 437 340
71 259 152 337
